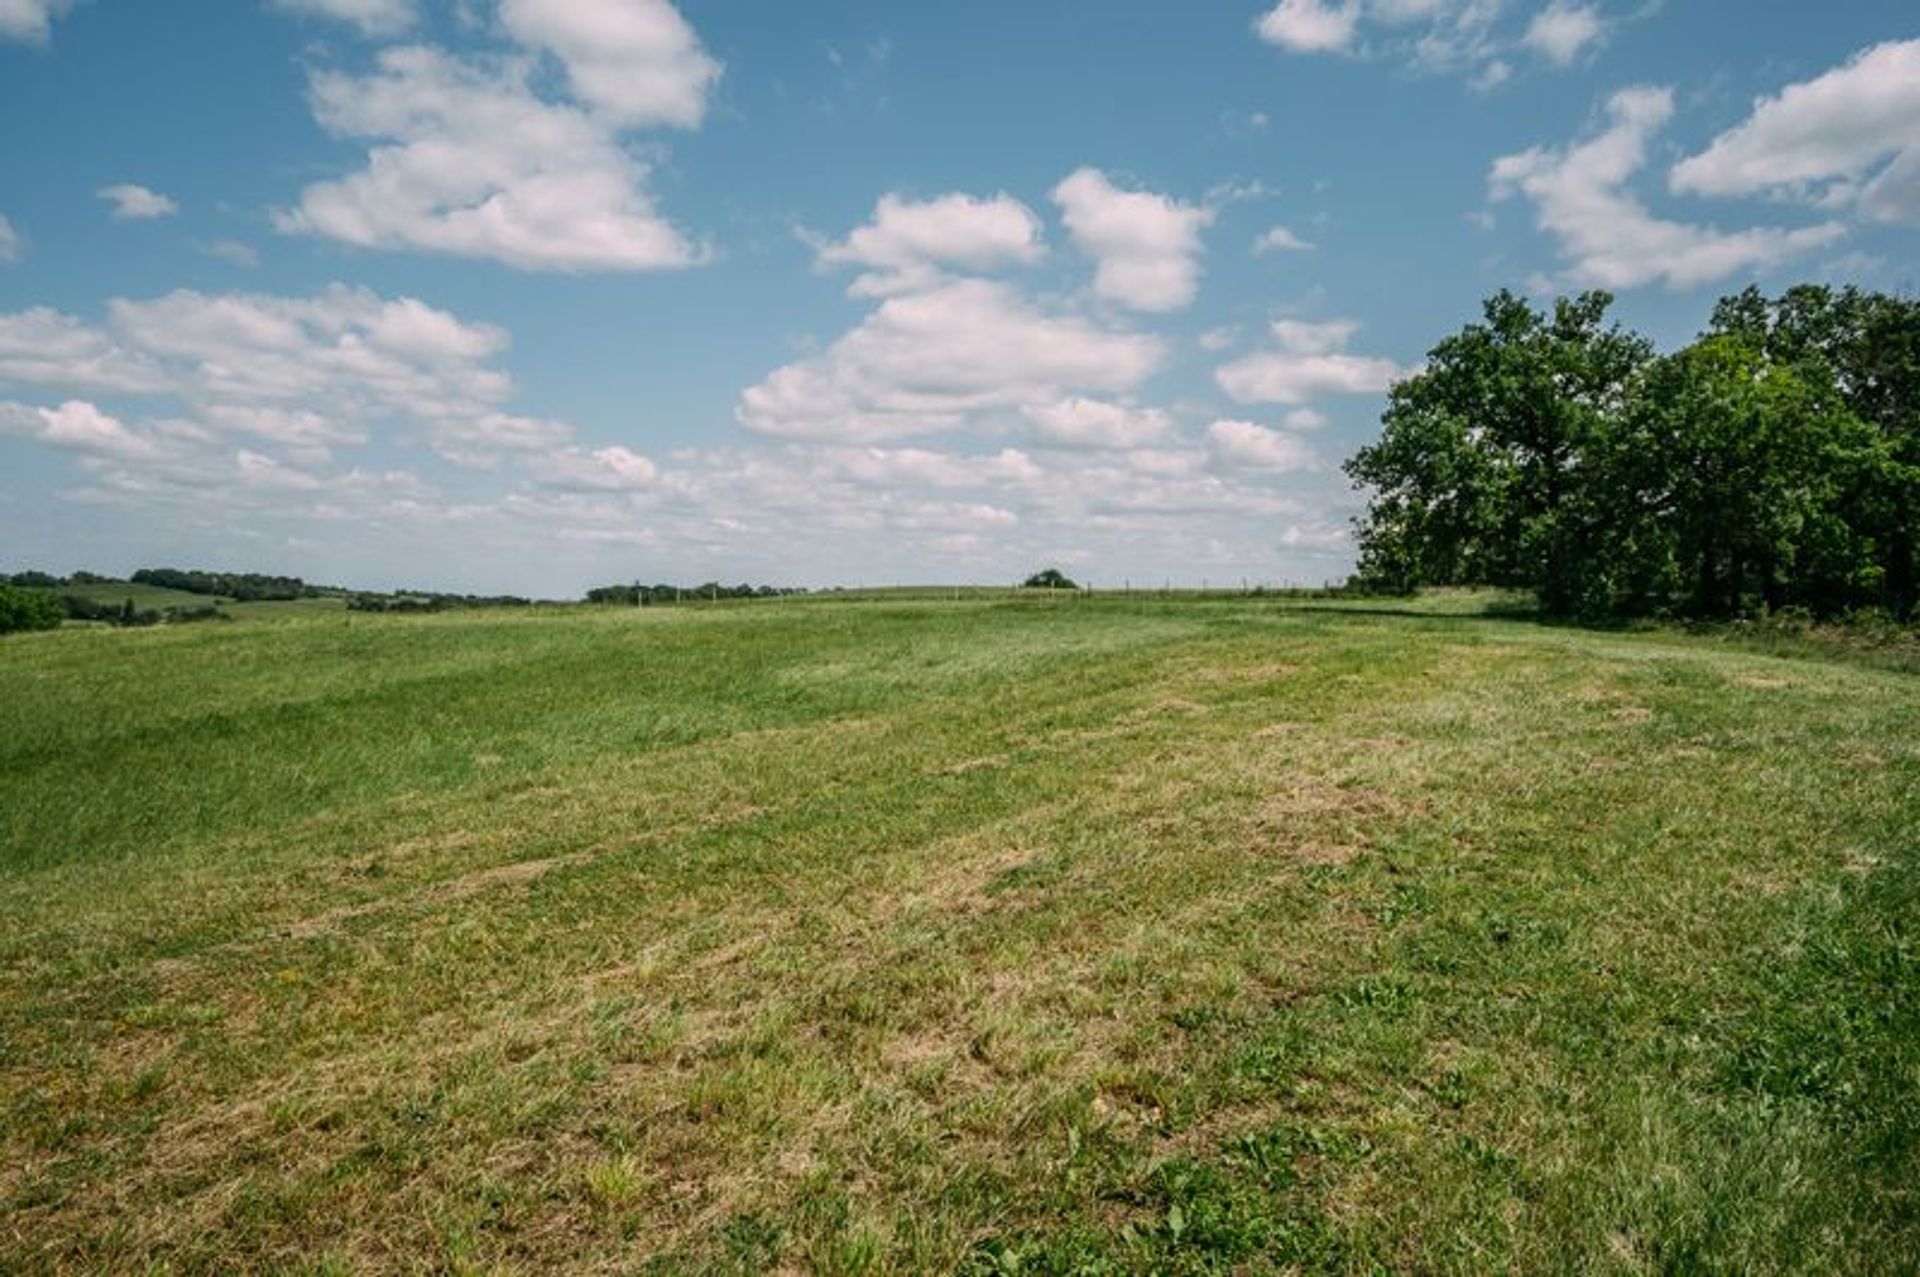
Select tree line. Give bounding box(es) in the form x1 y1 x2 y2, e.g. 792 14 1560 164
0 580 232 633
128 568 327 602
347 591 533 612
1346 285 1918 621
585 582 805 605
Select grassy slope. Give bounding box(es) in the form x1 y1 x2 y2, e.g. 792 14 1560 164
0 598 1913 1274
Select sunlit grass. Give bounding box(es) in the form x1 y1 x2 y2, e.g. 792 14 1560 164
1 596 1913 1272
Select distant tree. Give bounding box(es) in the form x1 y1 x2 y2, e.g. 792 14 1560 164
131 567 312 601
0 585 64 634
1022 568 1079 590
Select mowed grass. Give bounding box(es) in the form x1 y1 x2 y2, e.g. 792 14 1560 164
0 597 1914 1274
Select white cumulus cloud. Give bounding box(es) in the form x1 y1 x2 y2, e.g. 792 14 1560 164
1216 318 1407 405
0 308 170 395
1052 168 1213 312
0 285 598 474
0 399 159 461
1670 40 1920 226
1254 225 1316 254
1023 397 1175 450
1255 0 1360 53
277 46 706 272
1490 86 1847 290
498 0 720 129
815 192 1045 297
1206 419 1319 473
0 0 72 45
527 444 659 491
738 278 1165 443
1522 3 1603 66
98 184 179 221
1256 0 1617 85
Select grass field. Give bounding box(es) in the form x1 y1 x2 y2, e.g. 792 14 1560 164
1 595 1914 1273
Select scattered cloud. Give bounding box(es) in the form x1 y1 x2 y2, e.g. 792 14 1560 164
1470 59 1512 92
1254 225 1316 254
498 0 721 129
1254 0 1618 86
0 308 171 395
202 239 262 267
1052 168 1213 312
813 192 1045 297
1255 0 1361 54
0 286 563 468
527 444 660 491
1216 318 1406 404
98 184 179 221
1670 40 1920 226
1206 418 1319 472
0 399 160 461
737 278 1164 442
277 46 708 272
1280 520 1351 552
1491 86 1847 290
0 216 20 265
269 0 415 36
1023 397 1175 450
1521 3 1603 67
0 0 73 46
806 445 1043 490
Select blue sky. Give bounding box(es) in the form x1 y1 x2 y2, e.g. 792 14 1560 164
1 0 1914 594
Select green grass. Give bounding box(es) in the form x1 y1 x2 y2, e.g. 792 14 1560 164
1 595 1914 1273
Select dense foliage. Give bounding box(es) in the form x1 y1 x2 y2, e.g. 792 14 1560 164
1022 568 1080 590
0 585 64 635
130 568 323 602
1346 285 1920 620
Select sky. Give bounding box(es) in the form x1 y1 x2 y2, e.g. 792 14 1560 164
0 0 1915 595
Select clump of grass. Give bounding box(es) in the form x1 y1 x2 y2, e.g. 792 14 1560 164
582 1155 646 1210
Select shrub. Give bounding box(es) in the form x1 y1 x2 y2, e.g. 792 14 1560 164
0 585 64 634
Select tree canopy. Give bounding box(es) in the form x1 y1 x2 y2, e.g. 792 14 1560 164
1346 285 1919 621
0 585 64 635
